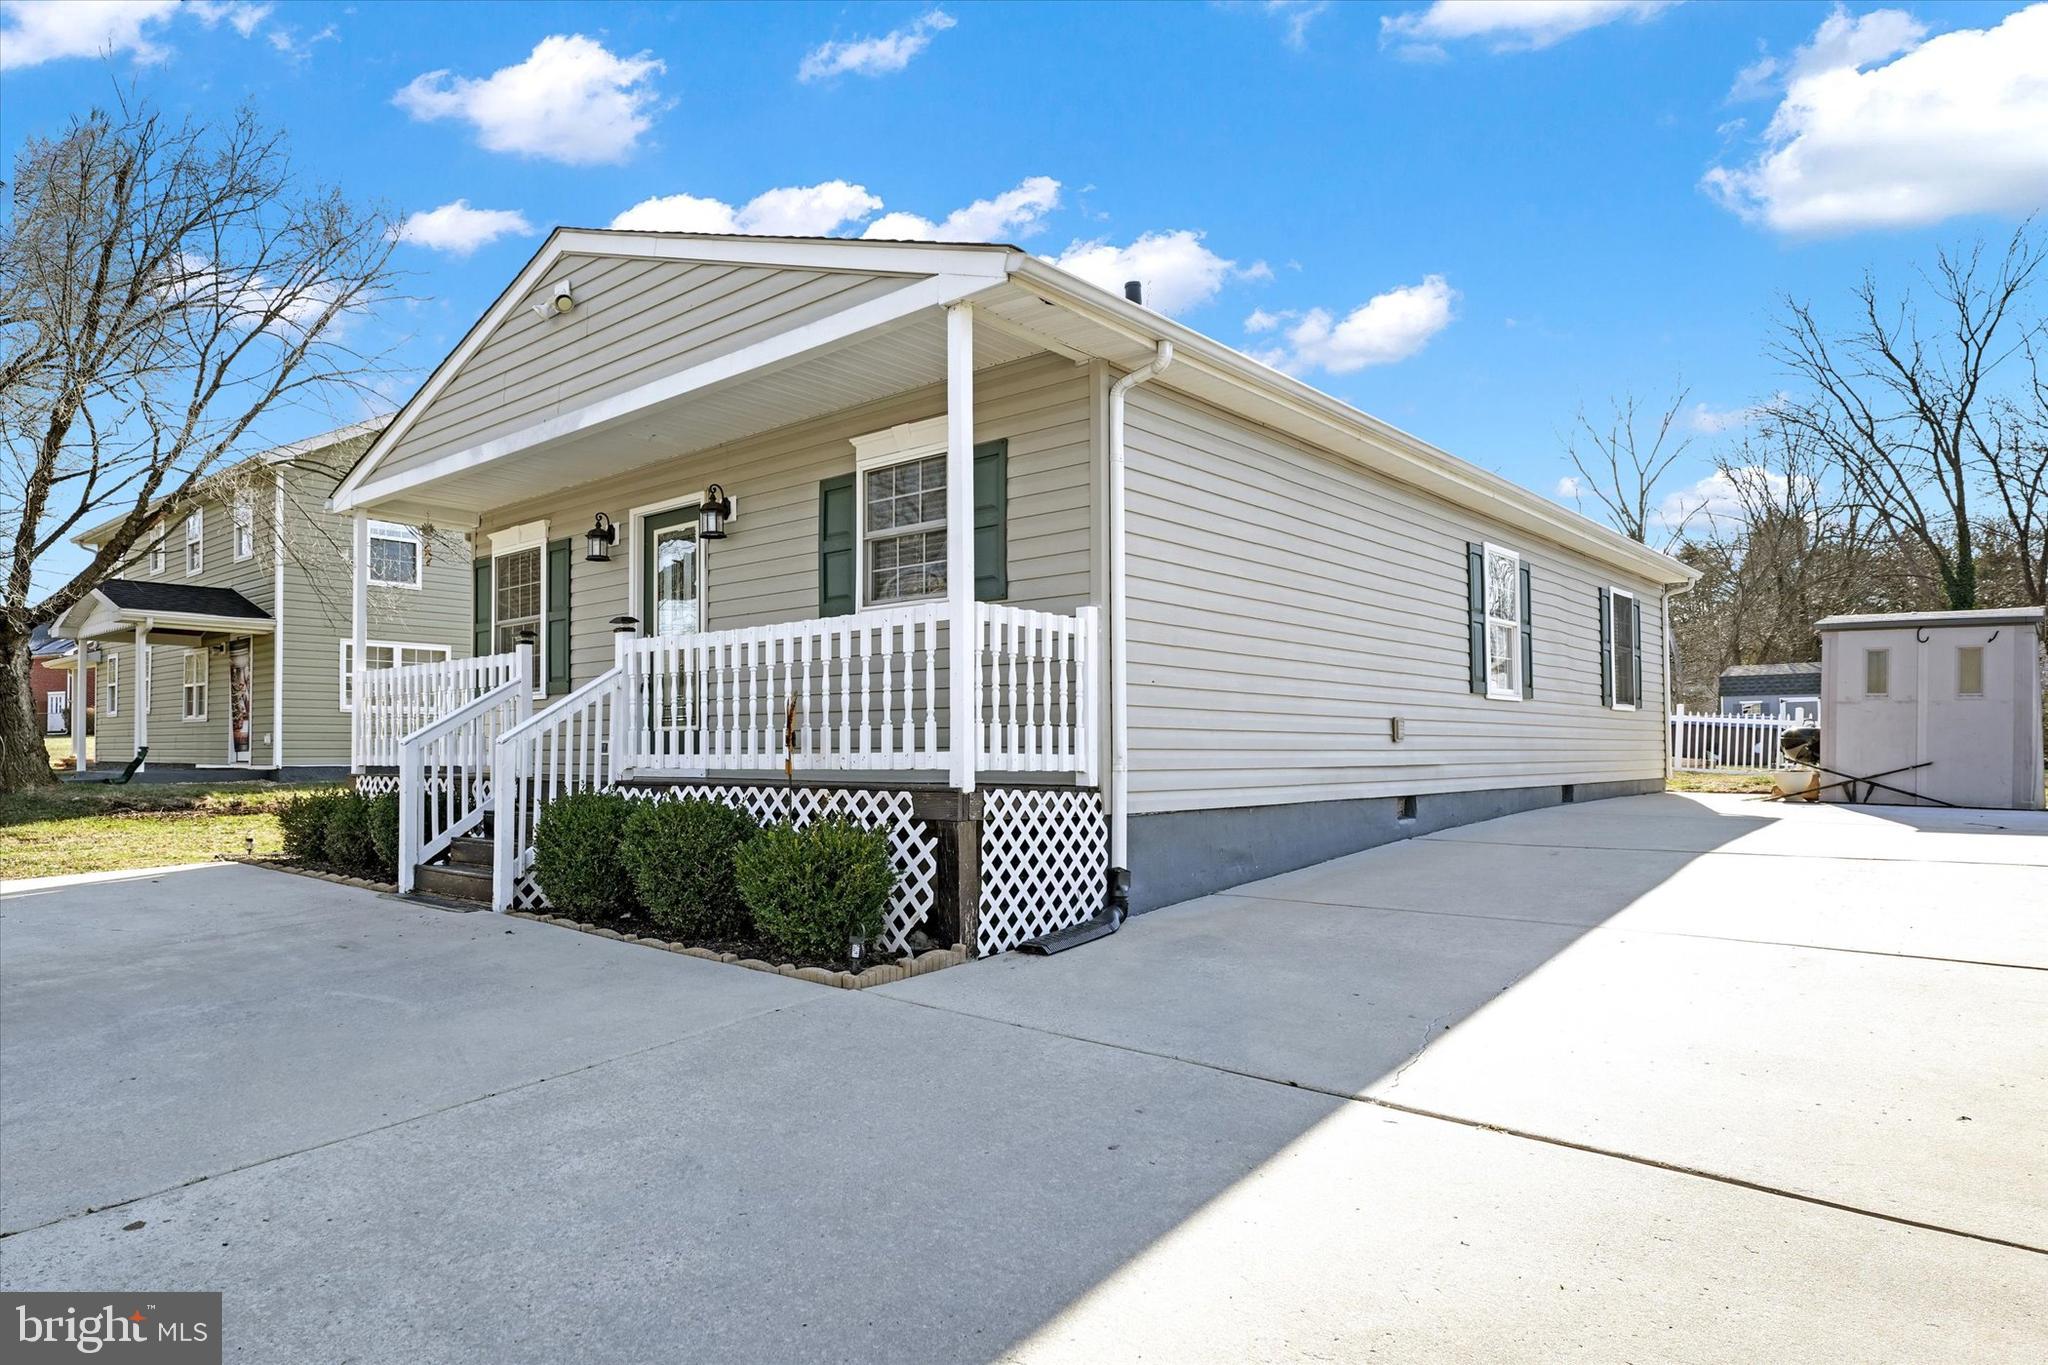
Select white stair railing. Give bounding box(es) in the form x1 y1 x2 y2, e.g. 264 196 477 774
397 675 530 893
1670 705 1812 773
972 603 1098 779
359 651 525 768
491 666 626 912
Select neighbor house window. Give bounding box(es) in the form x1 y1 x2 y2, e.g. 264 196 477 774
182 651 208 721
368 520 422 588
1957 645 1984 697
232 497 254 561
148 537 165 575
1865 648 1890 697
339 640 452 710
1483 543 1521 699
1609 588 1638 709
184 510 204 575
494 545 542 688
862 452 947 606
104 655 119 716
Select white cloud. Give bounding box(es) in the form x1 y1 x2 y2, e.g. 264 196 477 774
1249 275 1458 375
395 35 665 166
1727 5 1925 101
1704 5 2048 234
610 181 883 236
861 176 1061 242
1244 307 1285 333
394 200 535 257
1380 1 1679 57
1264 1 1329 50
0 0 177 68
187 1 273 37
799 8 954 82
1052 230 1254 316
1686 400 1754 434
1556 475 1583 499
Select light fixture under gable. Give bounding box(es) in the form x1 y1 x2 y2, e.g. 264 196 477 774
585 512 617 562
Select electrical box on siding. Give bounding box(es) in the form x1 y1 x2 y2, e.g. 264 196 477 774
1816 607 2045 811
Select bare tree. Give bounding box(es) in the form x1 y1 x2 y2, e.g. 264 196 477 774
1767 225 2046 610
1978 335 2048 605
1 100 396 791
1559 386 1701 549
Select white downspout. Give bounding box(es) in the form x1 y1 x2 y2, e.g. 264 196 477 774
272 470 287 771
1108 340 1174 916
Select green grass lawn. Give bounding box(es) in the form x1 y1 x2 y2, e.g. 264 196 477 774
1 780 343 881
1667 771 1777 795
43 734 92 770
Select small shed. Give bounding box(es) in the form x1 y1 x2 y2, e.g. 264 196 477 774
1816 607 2045 810
1717 661 1822 718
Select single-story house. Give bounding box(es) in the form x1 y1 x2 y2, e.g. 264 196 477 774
330 229 1696 950
55 423 473 778
1717 662 1821 718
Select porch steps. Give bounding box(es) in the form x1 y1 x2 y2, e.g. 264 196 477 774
411 834 494 905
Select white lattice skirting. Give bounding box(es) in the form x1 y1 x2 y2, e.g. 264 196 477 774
513 784 939 955
978 787 1107 956
354 772 399 797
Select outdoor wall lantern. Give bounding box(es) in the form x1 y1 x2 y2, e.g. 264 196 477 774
699 484 734 540
585 512 617 562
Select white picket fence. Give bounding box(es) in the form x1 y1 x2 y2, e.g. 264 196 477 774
1669 705 1811 772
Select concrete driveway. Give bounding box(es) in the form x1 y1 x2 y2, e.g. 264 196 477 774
3 793 2044 1362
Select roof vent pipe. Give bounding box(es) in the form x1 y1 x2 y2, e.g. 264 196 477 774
1123 280 1143 305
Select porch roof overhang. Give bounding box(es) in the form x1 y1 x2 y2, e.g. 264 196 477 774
332 229 1694 589
56 581 273 644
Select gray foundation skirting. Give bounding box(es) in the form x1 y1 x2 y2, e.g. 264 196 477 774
1127 778 1664 915
70 763 352 784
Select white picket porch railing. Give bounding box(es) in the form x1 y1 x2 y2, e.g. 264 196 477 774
972 603 1098 775
1670 705 1812 772
396 675 531 892
357 651 526 768
491 666 626 910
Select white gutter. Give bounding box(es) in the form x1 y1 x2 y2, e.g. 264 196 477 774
1108 340 1174 913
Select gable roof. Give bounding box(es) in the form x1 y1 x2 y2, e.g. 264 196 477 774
330 229 1693 588
94 580 270 619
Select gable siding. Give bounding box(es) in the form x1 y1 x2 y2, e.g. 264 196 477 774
472 354 1093 689
376 254 914 484
1122 385 1669 814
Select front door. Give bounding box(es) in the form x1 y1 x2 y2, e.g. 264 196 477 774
228 639 253 763
639 506 702 769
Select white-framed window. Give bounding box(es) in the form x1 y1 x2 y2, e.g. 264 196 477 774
339 639 452 711
184 509 204 576
851 417 949 609
182 650 208 721
232 496 254 561
1608 587 1638 710
1957 645 1984 697
1864 647 1890 697
148 536 165 575
368 520 422 589
495 546 543 688
1482 542 1522 700
104 654 119 716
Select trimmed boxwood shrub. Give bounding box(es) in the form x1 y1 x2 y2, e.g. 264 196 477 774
322 793 381 878
366 793 401 883
620 798 759 939
532 792 636 921
278 790 347 862
735 819 894 962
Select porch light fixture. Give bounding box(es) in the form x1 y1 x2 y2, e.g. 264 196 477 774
699 484 733 540
585 512 618 562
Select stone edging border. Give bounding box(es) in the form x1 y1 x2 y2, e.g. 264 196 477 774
220 855 397 896
503 908 969 989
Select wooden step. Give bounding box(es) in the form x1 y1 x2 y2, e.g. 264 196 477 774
446 836 493 867
414 862 491 904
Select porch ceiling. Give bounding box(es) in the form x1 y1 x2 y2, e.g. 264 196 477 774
357 304 1044 522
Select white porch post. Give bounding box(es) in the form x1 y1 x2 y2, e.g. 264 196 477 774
351 512 369 773
133 622 150 769
946 302 976 794
272 470 287 770
69 650 88 771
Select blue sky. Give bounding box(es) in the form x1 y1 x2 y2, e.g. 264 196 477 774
5 0 2046 595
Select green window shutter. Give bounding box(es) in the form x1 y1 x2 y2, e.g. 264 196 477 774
1598 588 1614 707
1519 561 1534 700
818 474 856 617
974 438 1008 601
545 537 572 695
1631 595 1645 709
1466 543 1486 695
472 558 491 657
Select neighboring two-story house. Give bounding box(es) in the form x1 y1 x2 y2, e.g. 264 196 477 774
56 422 473 778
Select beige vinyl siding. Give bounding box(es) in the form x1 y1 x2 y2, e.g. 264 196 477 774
280 448 474 765
85 635 276 767
1122 385 1669 814
476 354 1094 690
378 254 915 482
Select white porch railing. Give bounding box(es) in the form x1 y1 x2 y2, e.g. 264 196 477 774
1670 705 1812 772
491 666 626 910
972 603 1097 775
357 651 526 768
397 675 531 892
